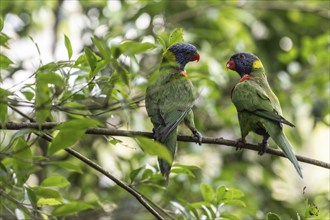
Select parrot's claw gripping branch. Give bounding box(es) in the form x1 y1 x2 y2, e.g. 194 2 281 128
235 138 246 151
192 129 203 145
258 135 269 155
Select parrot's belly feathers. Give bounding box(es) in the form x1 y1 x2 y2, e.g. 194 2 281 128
237 111 268 136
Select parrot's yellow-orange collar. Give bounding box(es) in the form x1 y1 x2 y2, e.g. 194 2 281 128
252 60 263 69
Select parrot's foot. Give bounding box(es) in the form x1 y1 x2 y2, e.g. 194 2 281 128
235 138 246 151
257 140 268 155
192 129 202 145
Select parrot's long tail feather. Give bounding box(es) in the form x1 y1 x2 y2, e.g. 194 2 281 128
264 122 303 178
157 128 178 183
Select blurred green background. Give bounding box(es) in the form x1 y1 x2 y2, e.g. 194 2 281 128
0 0 329 219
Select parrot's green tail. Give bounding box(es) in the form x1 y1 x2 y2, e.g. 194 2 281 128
158 128 177 183
264 122 303 178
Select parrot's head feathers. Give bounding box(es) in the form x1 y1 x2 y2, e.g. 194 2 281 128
164 43 200 69
226 52 263 77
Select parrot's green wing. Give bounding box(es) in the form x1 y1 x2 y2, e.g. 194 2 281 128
146 74 195 141
232 79 294 127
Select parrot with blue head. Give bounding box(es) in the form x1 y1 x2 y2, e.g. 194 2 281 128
145 43 202 182
227 52 303 178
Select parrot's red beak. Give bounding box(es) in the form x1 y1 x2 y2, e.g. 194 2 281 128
226 60 235 70
191 52 200 62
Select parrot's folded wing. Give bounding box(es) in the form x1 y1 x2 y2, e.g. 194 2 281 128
156 108 191 142
253 110 295 127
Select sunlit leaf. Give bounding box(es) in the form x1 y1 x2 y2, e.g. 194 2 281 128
120 41 156 56
216 185 227 203
64 34 73 59
170 164 197 178
304 200 319 218
168 28 184 46
84 47 98 71
223 188 245 200
49 119 101 155
31 186 63 206
92 37 111 61
40 175 70 188
135 136 172 164
52 202 94 216
220 213 240 220
222 199 246 207
200 183 214 203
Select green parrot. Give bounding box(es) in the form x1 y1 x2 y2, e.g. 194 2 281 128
226 52 303 178
145 43 202 181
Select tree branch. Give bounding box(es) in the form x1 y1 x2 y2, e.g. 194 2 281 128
2 118 166 220
2 121 330 170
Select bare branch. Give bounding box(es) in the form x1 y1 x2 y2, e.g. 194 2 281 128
2 121 330 170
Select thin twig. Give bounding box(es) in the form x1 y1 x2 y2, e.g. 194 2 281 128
2 121 330 170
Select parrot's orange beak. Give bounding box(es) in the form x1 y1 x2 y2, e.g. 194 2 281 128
226 60 235 70
191 52 200 62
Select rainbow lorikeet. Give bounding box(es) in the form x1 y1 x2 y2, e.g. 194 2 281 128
145 43 202 181
227 52 303 178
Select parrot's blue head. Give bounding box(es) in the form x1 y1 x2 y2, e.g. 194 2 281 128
226 52 263 77
166 43 200 69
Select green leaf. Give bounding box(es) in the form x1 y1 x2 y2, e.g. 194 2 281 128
220 213 240 220
129 167 143 182
170 164 197 178
222 199 246 207
38 198 63 206
120 41 156 56
0 54 13 69
35 71 51 125
216 185 227 203
200 183 214 202
26 187 38 209
157 34 167 51
90 59 107 79
49 119 101 155
267 212 281 220
223 188 245 200
64 34 73 59
31 186 63 206
22 90 34 101
48 161 83 174
12 138 33 184
0 33 10 48
168 28 184 46
52 202 94 216
92 37 110 61
84 47 98 71
0 88 10 127
135 136 172 164
304 200 319 218
40 176 70 188
0 17 3 31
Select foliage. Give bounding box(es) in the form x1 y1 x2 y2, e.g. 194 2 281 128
0 0 329 219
